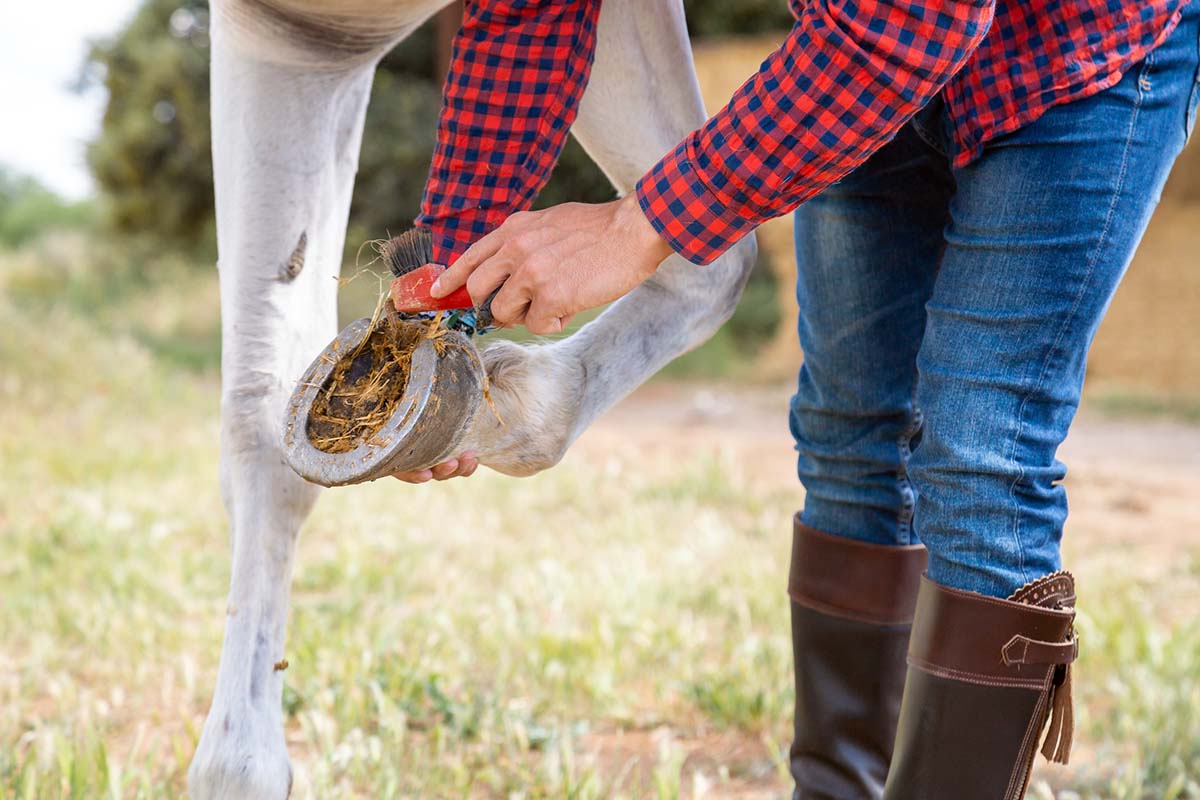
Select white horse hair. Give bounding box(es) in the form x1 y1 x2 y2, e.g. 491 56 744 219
191 0 757 796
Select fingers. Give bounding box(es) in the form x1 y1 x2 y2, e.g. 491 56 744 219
494 291 568 334
429 205 585 330
392 468 433 483
392 452 479 483
525 307 566 336
487 259 568 330
430 459 460 480
466 257 514 310
457 453 479 477
431 232 504 298
431 208 541 300
489 281 533 328
522 282 573 335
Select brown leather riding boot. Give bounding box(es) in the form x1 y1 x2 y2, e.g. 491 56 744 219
882 573 1079 800
788 516 928 799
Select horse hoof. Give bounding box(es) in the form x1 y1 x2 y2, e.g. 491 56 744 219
282 316 484 486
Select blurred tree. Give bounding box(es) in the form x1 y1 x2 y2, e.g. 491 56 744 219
83 0 613 251
681 0 795 36
84 0 214 247
348 67 442 242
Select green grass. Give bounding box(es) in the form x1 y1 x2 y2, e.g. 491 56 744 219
1064 568 1200 799
1 241 1197 798
1087 389 1200 424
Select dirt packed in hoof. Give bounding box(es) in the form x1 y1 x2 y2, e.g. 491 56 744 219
306 315 427 454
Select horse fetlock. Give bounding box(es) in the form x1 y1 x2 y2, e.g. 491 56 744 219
188 707 293 800
470 339 584 476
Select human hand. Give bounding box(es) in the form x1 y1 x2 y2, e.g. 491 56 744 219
392 451 479 483
430 194 674 335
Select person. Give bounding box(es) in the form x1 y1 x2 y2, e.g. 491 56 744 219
400 0 1200 796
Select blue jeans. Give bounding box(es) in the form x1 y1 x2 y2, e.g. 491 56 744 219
790 3 1200 598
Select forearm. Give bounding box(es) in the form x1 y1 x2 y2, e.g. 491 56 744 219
637 0 995 265
417 0 603 265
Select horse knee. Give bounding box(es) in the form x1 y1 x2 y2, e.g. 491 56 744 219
714 234 758 325
221 373 287 453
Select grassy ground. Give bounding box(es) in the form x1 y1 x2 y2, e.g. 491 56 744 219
1 239 1198 798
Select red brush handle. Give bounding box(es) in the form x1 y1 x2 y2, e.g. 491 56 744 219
390 263 473 313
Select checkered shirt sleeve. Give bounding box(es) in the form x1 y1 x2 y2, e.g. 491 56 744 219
417 0 602 265
418 0 1179 269
636 0 995 265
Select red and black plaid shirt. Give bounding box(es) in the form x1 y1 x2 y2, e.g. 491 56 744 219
419 0 1189 266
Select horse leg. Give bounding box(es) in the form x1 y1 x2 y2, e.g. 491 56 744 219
188 5 382 797
469 0 757 475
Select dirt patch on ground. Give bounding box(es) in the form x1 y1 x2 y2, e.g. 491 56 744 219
582 728 783 799
579 382 1200 589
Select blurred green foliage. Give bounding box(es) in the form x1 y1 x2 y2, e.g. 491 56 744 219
84 0 214 249
681 0 796 36
81 0 619 251
0 168 94 248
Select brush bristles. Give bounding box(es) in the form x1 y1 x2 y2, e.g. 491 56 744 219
381 228 434 277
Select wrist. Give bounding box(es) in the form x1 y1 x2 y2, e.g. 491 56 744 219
617 193 674 271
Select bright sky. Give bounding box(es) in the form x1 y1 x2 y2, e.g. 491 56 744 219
0 0 141 198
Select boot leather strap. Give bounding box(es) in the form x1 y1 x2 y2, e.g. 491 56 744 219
1002 633 1079 667
900 573 1079 787
907 576 1075 690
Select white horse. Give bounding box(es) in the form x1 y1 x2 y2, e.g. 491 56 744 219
193 0 757 796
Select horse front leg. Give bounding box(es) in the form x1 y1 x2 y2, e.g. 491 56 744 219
468 0 757 476
187 6 378 797
564 0 759 417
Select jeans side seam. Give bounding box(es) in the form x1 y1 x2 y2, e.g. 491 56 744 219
1187 24 1200 143
1002 56 1147 587
894 375 922 545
